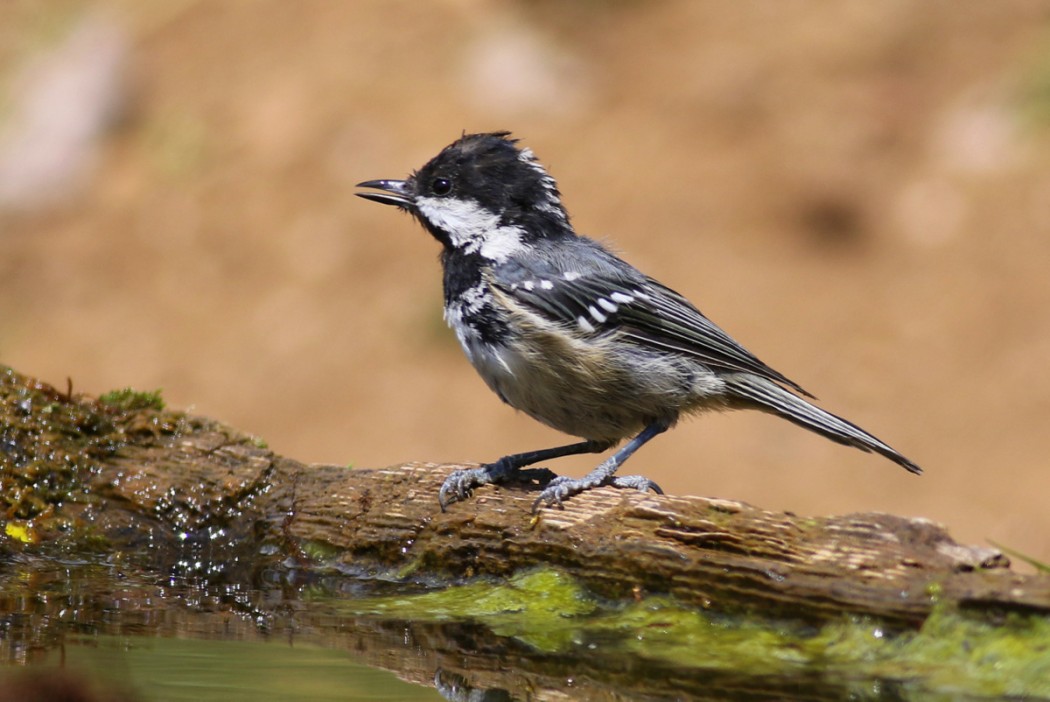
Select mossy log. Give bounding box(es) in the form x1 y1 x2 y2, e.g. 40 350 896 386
4 365 1049 629
103 441 1050 628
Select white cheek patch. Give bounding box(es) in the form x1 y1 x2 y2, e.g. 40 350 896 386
416 196 525 262
479 226 524 262
416 196 497 238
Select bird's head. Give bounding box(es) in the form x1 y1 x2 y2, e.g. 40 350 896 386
357 132 571 260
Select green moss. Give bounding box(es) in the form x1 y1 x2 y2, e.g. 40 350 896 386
781 606 1050 696
300 539 342 562
98 387 165 411
394 555 422 580
0 367 185 531
329 566 1050 697
336 569 597 652
924 580 944 601
2 367 118 521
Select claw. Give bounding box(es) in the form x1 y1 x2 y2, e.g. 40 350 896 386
531 473 663 513
438 468 484 511
438 464 559 511
610 475 664 494
531 475 582 512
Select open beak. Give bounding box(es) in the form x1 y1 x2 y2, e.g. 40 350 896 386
355 179 413 208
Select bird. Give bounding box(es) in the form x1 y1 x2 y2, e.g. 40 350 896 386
356 131 921 511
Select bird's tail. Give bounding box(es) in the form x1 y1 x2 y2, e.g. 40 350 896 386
724 374 922 475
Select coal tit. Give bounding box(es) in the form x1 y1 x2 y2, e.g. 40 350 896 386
357 132 921 511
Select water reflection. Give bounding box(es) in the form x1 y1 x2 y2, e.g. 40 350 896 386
3 636 441 702
0 557 980 701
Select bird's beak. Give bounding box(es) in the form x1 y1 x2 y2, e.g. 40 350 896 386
355 179 413 208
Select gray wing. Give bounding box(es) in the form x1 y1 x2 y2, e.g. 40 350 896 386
493 243 814 398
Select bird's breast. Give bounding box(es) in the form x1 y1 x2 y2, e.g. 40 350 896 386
444 289 703 442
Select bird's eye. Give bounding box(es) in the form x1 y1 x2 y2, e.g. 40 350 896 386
432 178 453 196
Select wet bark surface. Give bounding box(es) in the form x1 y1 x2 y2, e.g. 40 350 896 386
4 364 1049 628
87 405 1050 629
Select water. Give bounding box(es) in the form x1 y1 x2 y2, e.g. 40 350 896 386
1 557 1046 701
0 558 442 701
4 636 441 701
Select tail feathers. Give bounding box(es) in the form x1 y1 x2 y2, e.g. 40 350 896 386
725 374 922 475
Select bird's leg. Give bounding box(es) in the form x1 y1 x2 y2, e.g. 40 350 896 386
532 419 670 512
438 439 613 510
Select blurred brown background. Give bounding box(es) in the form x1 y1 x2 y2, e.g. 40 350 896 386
2 2 1049 564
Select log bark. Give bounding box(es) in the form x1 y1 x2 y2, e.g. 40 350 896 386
96 427 1050 629
4 365 1049 628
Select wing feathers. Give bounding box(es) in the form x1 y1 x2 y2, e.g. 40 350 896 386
496 253 813 397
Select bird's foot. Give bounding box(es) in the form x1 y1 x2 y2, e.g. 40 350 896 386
531 472 663 512
438 461 557 511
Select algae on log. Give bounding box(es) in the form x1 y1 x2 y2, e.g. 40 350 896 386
3 365 1049 628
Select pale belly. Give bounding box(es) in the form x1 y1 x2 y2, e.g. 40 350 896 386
459 326 726 443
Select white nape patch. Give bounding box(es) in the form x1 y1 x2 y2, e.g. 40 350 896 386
539 279 554 290
479 226 523 262
576 315 596 333
416 196 525 262
610 291 635 304
596 297 618 313
563 271 581 281
517 147 568 224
